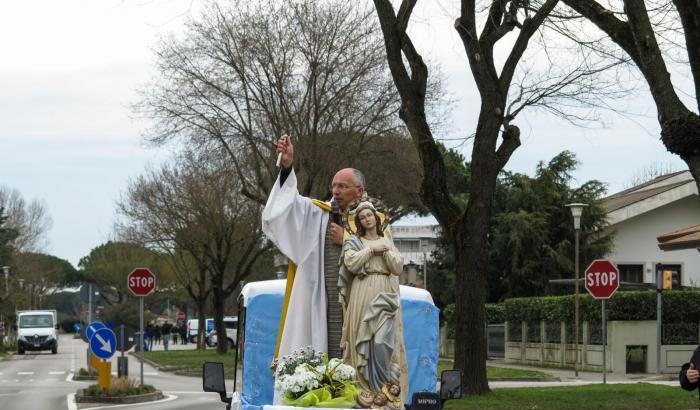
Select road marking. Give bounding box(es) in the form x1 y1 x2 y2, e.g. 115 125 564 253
66 372 74 382
66 393 77 410
17 372 34 375
79 394 178 410
49 371 66 375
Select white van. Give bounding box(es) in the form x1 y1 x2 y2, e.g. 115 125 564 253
16 310 59 354
187 318 214 343
205 316 238 348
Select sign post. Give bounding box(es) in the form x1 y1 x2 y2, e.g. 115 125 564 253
584 259 620 384
127 268 156 386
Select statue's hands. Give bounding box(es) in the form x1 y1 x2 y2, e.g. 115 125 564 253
330 222 344 246
688 363 699 383
371 244 389 255
276 135 294 168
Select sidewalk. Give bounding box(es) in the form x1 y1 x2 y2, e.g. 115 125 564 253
485 358 679 387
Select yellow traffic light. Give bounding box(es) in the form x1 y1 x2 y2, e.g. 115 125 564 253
662 270 673 290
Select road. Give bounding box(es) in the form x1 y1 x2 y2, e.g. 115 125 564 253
0 334 234 410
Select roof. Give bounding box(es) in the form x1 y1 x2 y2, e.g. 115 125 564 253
603 170 697 224
604 180 690 212
657 224 700 251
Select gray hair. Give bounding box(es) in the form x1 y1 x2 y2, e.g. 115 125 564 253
351 169 365 188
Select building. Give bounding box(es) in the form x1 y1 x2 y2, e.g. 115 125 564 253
603 170 700 286
391 224 440 287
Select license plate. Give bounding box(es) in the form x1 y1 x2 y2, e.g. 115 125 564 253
34 343 40 347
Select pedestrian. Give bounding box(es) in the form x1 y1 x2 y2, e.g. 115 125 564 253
172 324 179 344
162 321 172 351
146 323 155 351
155 324 162 345
180 323 187 344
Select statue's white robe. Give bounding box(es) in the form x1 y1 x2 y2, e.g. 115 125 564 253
262 169 329 403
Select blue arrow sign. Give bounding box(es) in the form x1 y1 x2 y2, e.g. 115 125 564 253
90 327 117 360
86 321 105 342
74 323 81 333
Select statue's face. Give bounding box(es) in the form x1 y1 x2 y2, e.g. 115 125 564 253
389 384 400 396
357 208 377 232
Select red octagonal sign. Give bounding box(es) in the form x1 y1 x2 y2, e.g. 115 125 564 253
584 259 619 299
128 268 156 297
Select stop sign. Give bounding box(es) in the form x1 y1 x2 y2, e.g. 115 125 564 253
584 259 619 299
177 311 186 321
127 268 156 296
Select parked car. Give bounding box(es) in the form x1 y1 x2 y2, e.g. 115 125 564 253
16 310 59 354
205 316 238 348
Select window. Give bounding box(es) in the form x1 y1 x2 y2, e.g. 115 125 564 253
395 240 419 253
617 264 643 283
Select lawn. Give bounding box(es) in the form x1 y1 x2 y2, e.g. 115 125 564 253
143 349 238 377
438 359 552 380
443 384 698 410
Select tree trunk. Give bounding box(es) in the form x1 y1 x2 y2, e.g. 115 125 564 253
197 308 207 351
212 285 228 355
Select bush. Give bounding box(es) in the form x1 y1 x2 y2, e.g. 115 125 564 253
85 378 155 397
503 290 700 324
78 367 98 377
60 317 79 333
443 303 505 339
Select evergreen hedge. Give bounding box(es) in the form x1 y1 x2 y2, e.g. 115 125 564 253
503 290 700 323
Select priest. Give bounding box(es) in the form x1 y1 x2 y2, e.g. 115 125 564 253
262 135 366 368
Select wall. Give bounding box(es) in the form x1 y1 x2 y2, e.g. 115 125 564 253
607 196 700 285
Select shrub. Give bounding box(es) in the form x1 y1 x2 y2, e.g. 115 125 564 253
503 290 700 324
85 378 155 397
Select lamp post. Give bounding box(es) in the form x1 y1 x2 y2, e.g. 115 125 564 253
2 266 9 295
421 243 429 291
566 203 587 378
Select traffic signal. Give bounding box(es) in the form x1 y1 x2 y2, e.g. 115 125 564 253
662 270 673 290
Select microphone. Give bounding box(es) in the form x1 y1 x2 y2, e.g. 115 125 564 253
331 200 342 225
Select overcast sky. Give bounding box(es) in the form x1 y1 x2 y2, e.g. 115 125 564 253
0 0 689 267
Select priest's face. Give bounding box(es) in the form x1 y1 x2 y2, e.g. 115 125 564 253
332 169 364 210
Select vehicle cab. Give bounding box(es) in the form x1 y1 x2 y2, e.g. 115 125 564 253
16 310 59 354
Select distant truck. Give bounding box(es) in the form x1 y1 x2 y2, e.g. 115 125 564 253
16 310 58 354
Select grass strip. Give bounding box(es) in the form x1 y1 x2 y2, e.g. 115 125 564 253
144 349 237 377
444 383 697 410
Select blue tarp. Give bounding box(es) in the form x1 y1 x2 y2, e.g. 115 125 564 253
241 289 439 410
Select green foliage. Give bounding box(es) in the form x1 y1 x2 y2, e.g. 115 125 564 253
503 290 700 324
78 242 171 305
429 150 614 304
489 151 614 300
443 303 504 338
0 206 18 267
85 378 155 397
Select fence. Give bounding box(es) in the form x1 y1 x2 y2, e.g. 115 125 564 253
505 320 698 373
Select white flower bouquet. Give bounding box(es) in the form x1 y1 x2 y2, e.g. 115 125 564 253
274 346 359 408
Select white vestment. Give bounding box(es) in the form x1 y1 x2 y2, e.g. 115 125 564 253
262 169 330 403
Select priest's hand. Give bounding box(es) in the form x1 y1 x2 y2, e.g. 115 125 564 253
330 222 344 246
276 135 294 168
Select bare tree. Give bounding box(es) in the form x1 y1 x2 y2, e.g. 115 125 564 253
135 0 434 213
0 186 52 253
117 149 272 354
370 0 627 394
557 0 700 192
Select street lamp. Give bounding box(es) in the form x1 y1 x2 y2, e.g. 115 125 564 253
421 243 430 291
2 266 9 295
566 203 587 378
